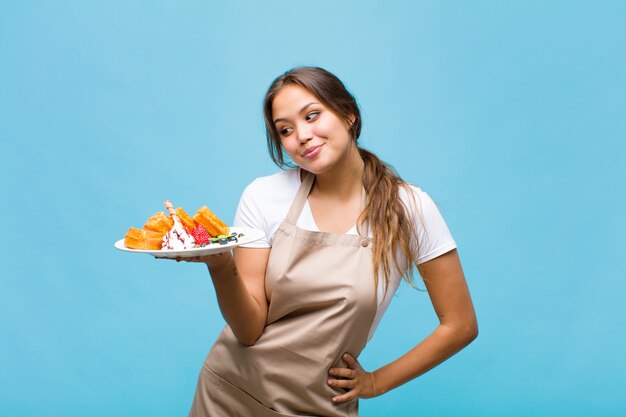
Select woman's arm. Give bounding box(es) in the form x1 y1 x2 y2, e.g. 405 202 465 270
194 247 270 346
328 249 477 402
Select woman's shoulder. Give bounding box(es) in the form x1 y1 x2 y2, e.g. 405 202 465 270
239 168 301 209
395 182 457 263
398 183 430 211
245 168 300 190
398 182 452 227
234 169 301 241
243 169 300 197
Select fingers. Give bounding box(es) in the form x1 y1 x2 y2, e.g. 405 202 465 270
328 353 358 403
332 391 357 403
328 375 358 404
342 353 357 369
328 368 356 379
327 352 358 382
153 255 217 263
327 377 355 389
327 352 372 404
153 256 185 262
154 256 186 262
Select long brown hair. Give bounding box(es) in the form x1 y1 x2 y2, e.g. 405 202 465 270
263 67 420 293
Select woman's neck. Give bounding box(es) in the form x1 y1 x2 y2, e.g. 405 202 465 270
310 145 364 200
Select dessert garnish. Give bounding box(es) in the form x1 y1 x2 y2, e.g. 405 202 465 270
190 224 211 246
162 200 196 250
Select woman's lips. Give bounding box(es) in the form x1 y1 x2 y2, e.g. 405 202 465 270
302 144 323 158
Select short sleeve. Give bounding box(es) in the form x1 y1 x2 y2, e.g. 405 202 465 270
405 186 457 264
232 180 272 248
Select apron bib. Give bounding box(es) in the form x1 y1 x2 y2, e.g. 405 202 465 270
190 172 377 417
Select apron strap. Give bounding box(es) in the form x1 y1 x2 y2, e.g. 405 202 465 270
358 187 370 238
285 170 315 225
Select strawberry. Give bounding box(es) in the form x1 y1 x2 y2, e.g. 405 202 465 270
190 223 211 245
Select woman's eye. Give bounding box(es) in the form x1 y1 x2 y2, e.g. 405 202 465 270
279 127 292 136
306 111 320 121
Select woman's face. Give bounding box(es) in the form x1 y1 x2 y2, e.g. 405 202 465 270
272 85 355 175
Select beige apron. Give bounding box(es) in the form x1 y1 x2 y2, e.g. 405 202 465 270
189 172 377 417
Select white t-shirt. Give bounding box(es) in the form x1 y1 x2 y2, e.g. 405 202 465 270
233 168 457 341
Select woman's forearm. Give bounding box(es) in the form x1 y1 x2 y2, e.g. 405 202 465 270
372 323 478 395
206 255 266 345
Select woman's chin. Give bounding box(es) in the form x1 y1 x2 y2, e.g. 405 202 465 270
298 162 332 176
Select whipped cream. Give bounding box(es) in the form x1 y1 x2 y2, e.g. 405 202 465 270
162 222 196 250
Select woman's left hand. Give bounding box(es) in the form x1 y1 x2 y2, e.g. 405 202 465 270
327 353 379 403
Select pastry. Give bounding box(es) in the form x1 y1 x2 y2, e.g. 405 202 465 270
124 227 165 250
176 207 197 233
143 212 174 234
193 206 230 237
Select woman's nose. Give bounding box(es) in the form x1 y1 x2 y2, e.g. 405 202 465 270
296 124 313 143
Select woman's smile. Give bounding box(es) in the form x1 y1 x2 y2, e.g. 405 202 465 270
302 144 324 158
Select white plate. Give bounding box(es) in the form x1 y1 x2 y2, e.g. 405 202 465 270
114 227 264 258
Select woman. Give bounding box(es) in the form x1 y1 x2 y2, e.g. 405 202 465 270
187 67 477 416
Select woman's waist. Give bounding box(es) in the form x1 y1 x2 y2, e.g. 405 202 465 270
204 325 355 380
200 359 356 417
203 326 362 411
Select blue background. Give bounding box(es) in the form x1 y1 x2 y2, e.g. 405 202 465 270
1 1 625 416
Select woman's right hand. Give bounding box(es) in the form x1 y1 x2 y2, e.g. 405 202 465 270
165 251 235 270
